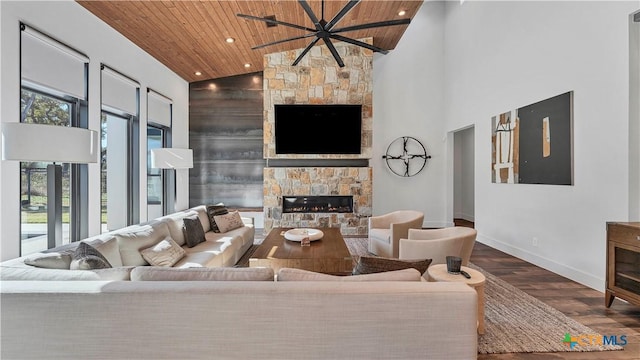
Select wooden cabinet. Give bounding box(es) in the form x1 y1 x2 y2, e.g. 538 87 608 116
606 222 640 307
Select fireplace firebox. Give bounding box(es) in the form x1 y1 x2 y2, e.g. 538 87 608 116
282 195 353 213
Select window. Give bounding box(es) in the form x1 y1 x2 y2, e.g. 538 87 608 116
19 89 75 254
100 65 140 232
147 125 165 220
147 89 173 218
19 24 89 255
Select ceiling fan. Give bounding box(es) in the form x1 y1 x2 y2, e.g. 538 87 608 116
237 0 411 67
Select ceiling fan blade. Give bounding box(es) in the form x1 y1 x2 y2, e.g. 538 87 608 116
292 37 321 66
332 18 411 34
237 13 315 32
251 33 318 50
329 34 389 54
325 0 360 31
322 38 345 67
298 0 322 30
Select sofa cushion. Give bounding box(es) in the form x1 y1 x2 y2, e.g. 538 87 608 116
172 251 222 268
206 203 228 233
189 205 212 233
70 242 112 270
131 266 275 281
115 222 170 266
183 216 206 248
24 252 73 269
90 236 123 267
213 210 244 233
140 237 186 267
0 265 135 281
158 211 198 247
276 268 423 281
353 256 432 276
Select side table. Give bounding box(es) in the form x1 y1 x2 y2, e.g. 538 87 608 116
426 264 486 334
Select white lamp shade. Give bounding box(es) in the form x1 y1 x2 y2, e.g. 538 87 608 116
150 148 193 169
2 122 99 163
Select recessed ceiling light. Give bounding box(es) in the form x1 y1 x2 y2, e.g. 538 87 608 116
398 10 406 16
194 71 202 76
244 63 251 68
226 37 235 43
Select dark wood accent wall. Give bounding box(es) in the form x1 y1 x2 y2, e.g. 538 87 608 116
189 72 265 209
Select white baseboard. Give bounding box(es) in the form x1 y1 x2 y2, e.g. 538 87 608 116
454 213 475 222
476 233 605 292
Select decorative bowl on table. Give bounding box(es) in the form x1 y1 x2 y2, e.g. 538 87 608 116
284 228 324 242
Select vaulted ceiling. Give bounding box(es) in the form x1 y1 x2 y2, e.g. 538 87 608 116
76 0 424 82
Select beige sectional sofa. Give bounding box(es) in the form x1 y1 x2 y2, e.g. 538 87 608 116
1 269 479 359
0 205 255 280
0 207 480 359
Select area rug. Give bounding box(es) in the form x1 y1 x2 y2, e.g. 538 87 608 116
342 237 623 354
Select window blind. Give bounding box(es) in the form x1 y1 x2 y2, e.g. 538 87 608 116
20 24 88 100
147 89 172 128
101 65 139 115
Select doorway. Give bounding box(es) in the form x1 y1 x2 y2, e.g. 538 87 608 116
453 126 475 224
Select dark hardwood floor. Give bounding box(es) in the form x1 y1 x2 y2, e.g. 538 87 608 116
457 219 640 359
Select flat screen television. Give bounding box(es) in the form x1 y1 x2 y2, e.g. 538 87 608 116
274 104 362 154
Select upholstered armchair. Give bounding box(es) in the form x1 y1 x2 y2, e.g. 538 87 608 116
367 210 424 258
398 227 477 266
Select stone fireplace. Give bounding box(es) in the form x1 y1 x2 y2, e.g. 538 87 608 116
263 167 371 235
262 39 374 235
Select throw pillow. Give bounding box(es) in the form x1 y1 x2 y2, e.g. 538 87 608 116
140 237 186 267
276 268 422 281
115 222 170 266
131 266 275 281
183 215 206 248
90 236 123 267
206 203 228 233
352 256 432 276
24 252 73 269
213 210 244 233
70 242 112 270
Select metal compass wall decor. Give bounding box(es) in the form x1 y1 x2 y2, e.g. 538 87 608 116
382 136 431 177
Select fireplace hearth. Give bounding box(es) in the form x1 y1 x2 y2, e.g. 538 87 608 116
282 195 353 214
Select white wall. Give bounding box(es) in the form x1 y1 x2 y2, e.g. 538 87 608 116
373 0 638 290
0 1 189 260
443 0 639 291
373 1 449 228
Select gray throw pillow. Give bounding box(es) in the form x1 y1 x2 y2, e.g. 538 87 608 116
206 203 228 233
70 242 112 270
183 215 206 248
352 256 432 276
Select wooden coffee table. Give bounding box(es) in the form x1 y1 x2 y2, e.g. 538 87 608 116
249 227 353 275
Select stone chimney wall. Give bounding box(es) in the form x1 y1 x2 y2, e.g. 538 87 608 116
263 39 373 233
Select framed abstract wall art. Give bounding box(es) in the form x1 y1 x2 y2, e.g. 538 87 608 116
491 91 573 185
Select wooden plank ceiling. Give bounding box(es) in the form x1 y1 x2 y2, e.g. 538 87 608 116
76 0 424 82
